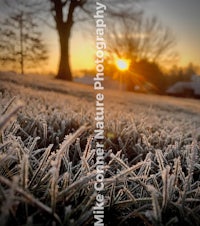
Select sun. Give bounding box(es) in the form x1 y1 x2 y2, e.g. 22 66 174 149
116 59 130 71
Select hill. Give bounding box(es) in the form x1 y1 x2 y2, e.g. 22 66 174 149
0 72 200 226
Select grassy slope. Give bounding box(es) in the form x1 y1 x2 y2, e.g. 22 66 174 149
0 72 200 226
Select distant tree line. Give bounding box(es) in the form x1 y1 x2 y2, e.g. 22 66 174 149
105 59 199 95
164 63 199 86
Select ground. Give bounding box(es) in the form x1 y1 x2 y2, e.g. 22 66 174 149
0 72 200 226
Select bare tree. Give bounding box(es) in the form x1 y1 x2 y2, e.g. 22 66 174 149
103 11 178 93
48 0 142 81
106 13 178 67
0 0 142 80
0 0 48 74
49 0 88 81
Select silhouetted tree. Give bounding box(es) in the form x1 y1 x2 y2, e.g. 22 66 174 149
104 12 178 93
49 0 86 80
0 0 48 74
106 14 177 66
49 0 142 81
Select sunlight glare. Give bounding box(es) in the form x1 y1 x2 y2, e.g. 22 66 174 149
116 59 130 71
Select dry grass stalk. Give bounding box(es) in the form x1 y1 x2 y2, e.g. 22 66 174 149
0 175 62 224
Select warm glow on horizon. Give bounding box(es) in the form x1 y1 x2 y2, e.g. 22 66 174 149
43 31 95 75
36 25 200 75
116 59 130 71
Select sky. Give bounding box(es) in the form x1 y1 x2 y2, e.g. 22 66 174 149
0 0 199 75
57 0 199 75
45 25 95 76
140 0 200 69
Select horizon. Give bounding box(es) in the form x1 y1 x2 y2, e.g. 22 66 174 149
0 0 199 75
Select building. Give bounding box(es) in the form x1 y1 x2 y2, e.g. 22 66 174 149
166 74 200 98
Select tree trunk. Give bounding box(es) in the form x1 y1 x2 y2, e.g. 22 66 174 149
51 0 82 81
53 1 79 81
56 30 72 81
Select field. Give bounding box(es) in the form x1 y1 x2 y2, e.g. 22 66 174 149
0 72 200 226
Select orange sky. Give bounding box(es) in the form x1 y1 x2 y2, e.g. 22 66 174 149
44 29 95 76
0 1 199 75
45 30 199 76
45 21 200 76
44 0 200 76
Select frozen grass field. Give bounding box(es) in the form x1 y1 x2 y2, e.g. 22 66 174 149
0 72 200 226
